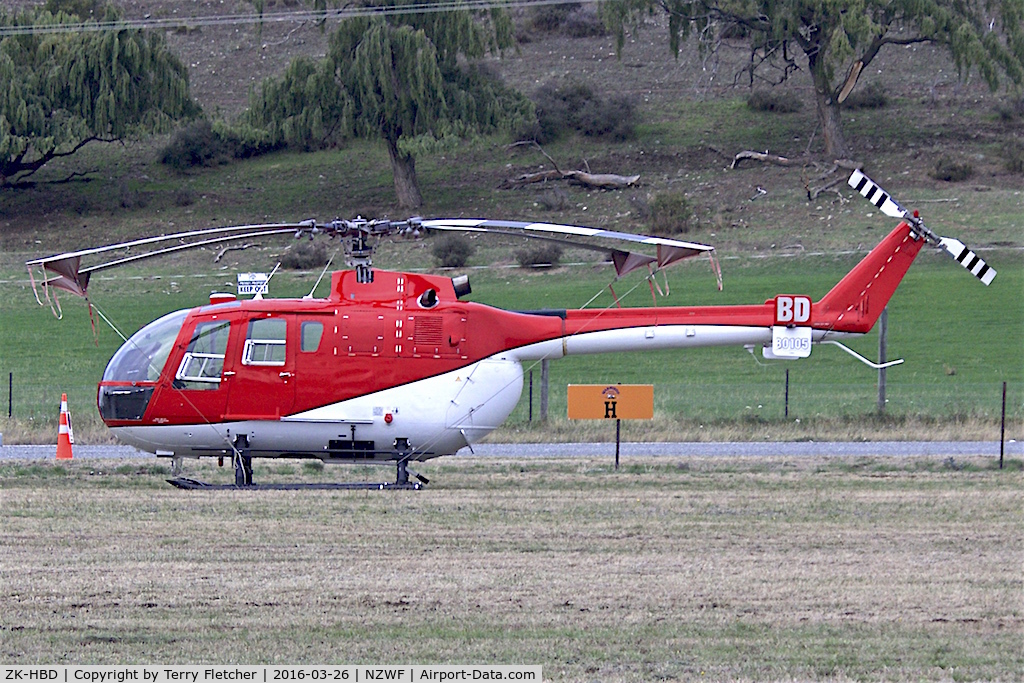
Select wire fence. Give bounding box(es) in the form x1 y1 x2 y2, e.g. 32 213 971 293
2 372 1020 431
514 375 1022 423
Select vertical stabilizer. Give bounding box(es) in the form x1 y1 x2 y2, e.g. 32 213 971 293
815 223 925 334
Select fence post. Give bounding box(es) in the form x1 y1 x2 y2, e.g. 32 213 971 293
1000 381 1007 470
877 307 888 413
540 359 549 422
528 370 533 422
784 368 790 419
7 372 11 419
615 418 621 470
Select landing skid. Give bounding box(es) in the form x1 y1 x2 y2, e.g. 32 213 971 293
166 477 422 491
165 457 428 490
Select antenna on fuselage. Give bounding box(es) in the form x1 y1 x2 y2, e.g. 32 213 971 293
253 263 281 300
306 250 336 299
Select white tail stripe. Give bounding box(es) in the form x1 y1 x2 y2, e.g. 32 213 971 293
848 169 908 219
940 238 997 286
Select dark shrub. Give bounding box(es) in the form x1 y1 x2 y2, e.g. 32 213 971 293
747 90 802 113
213 122 285 160
844 82 888 109
160 119 233 171
995 96 1024 122
532 81 586 141
1002 140 1024 174
628 194 651 221
563 6 606 37
118 180 149 209
930 157 974 182
525 3 605 37
432 235 474 268
516 244 563 268
576 95 635 140
45 0 103 19
173 188 196 207
530 81 636 143
161 119 284 170
280 240 329 270
650 192 696 235
529 3 577 31
536 187 572 211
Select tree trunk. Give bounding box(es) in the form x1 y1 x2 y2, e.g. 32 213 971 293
809 52 851 160
386 137 423 210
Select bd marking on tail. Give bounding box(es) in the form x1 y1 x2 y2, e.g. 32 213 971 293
774 296 811 325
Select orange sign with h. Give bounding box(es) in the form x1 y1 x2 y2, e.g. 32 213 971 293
567 384 654 420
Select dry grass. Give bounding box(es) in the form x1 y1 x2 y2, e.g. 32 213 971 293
489 414 1020 444
1 455 1021 680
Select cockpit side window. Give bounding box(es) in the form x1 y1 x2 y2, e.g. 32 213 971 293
243 318 287 365
175 320 231 389
102 309 189 384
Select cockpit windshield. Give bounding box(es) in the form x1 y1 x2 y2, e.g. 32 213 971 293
102 309 189 383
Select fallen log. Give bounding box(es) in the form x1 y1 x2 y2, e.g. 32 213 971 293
564 170 641 189
214 242 256 263
501 169 564 188
502 141 640 190
502 169 640 190
730 150 796 169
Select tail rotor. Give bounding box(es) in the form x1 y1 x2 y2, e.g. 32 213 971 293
848 169 996 286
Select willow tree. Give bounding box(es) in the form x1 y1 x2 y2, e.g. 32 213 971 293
0 7 198 186
603 0 1024 159
242 3 532 209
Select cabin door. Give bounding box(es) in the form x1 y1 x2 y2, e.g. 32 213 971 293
224 314 297 420
164 318 236 423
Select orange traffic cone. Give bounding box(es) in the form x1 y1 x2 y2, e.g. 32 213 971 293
56 393 74 460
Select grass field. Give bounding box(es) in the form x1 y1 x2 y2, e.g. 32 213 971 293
1 240 1021 444
1 454 1021 680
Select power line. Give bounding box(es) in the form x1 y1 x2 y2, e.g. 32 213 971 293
0 0 591 37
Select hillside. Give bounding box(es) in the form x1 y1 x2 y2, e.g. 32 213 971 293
2 0 1022 258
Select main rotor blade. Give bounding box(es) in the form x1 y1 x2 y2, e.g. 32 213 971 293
420 219 715 276
27 223 311 298
25 222 313 268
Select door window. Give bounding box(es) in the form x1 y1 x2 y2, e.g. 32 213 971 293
243 318 287 365
301 321 324 353
175 320 230 389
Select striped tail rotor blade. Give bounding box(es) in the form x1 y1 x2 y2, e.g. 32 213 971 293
848 169 908 219
939 237 997 285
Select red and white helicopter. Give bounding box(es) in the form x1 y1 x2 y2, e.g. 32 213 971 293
27 171 995 488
